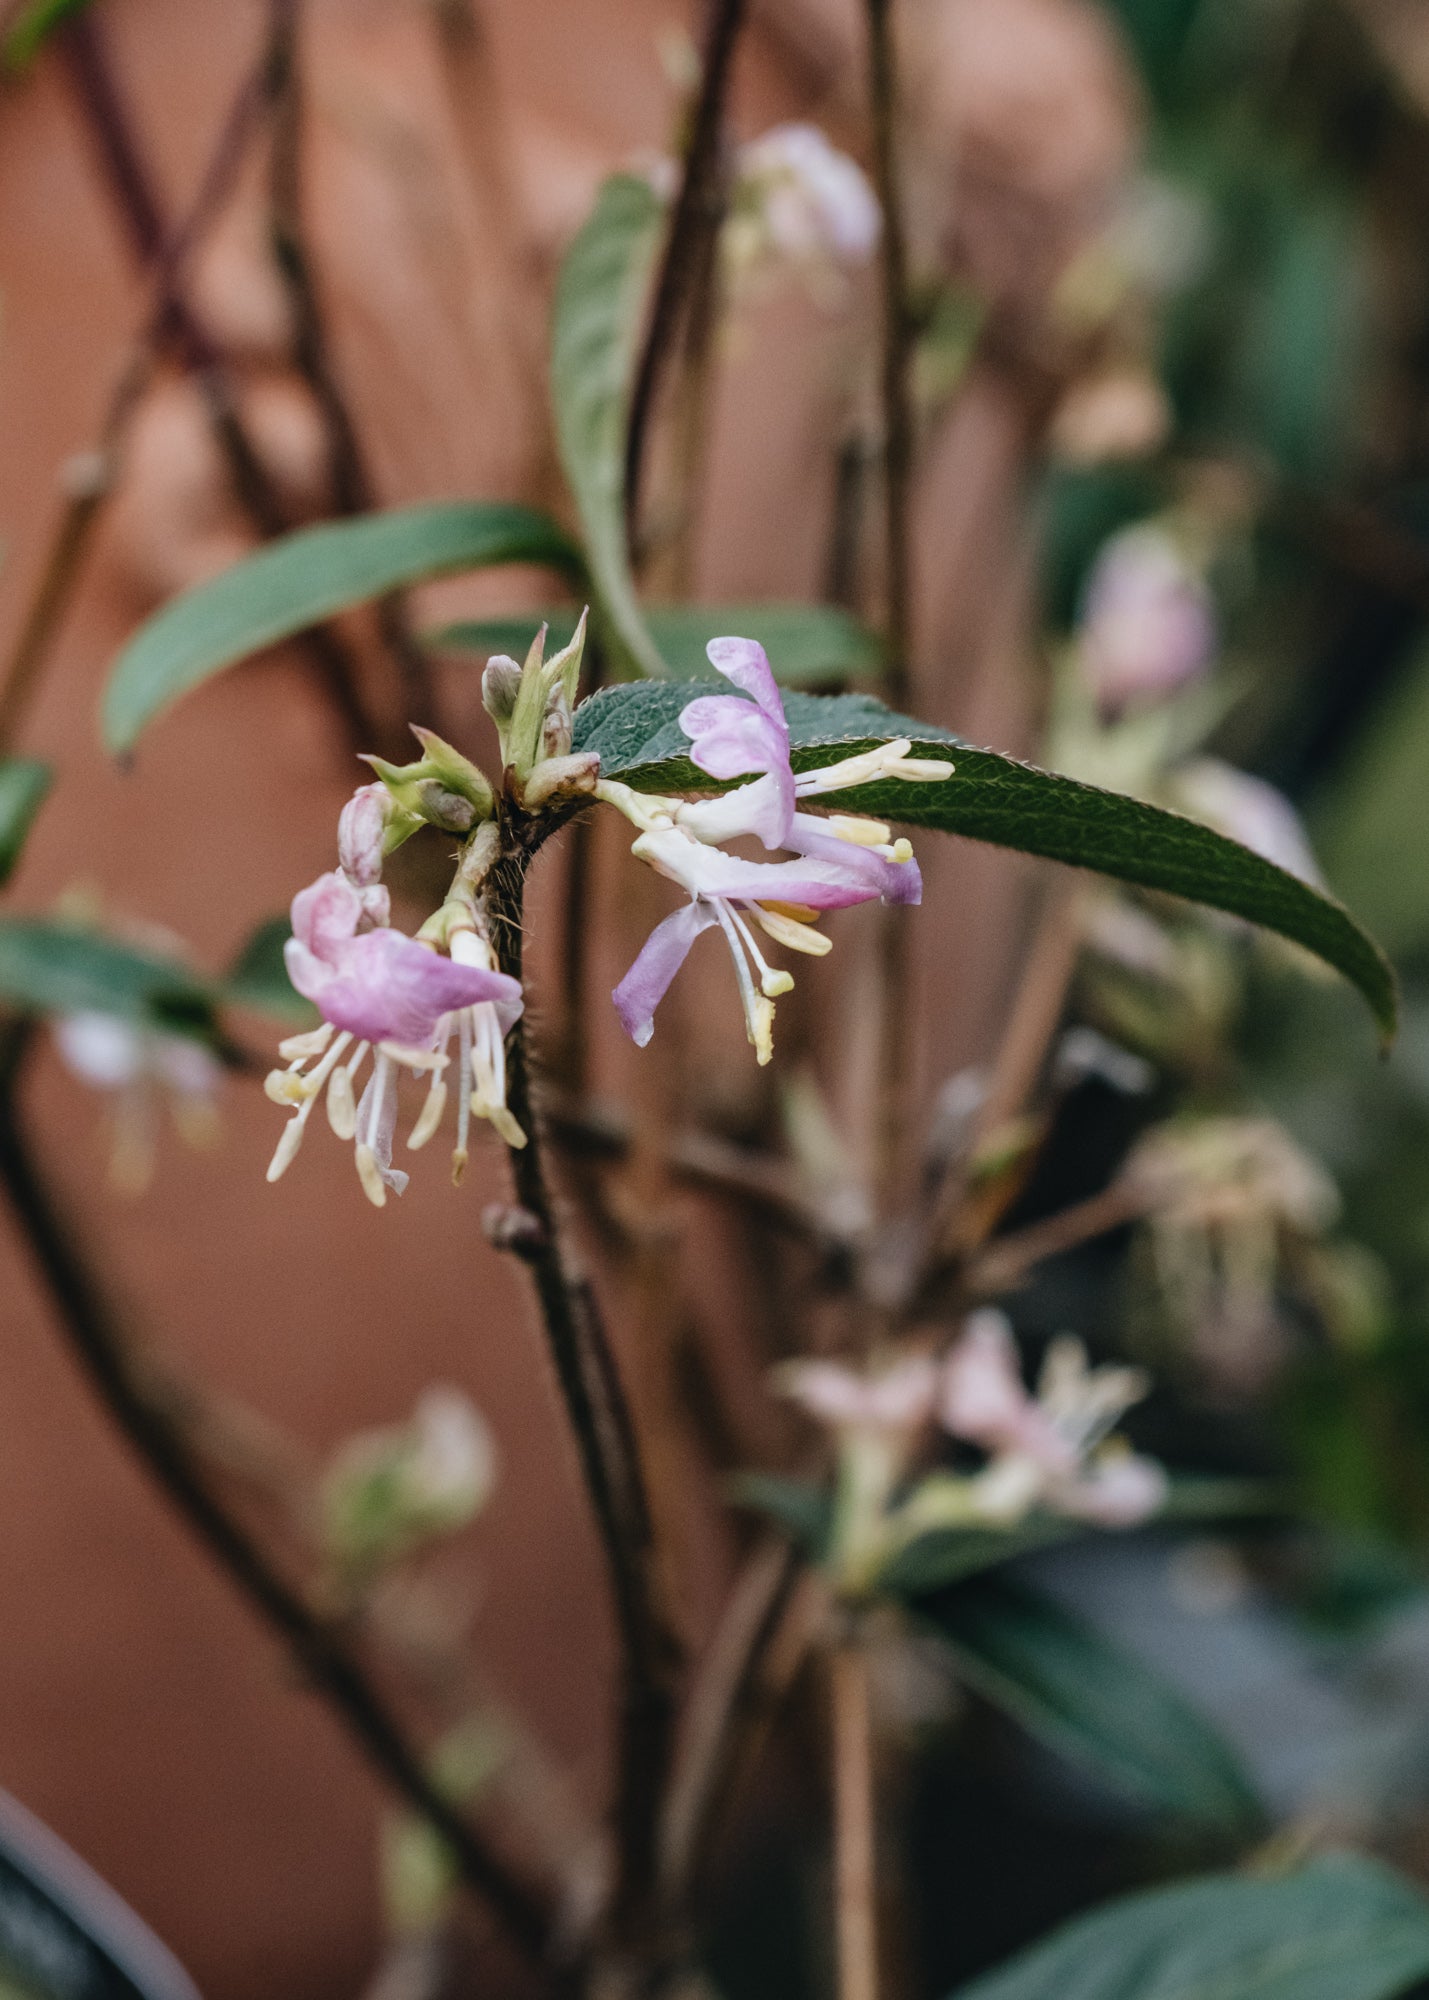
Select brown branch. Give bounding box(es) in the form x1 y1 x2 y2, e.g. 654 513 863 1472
484 833 681 1943
57 7 375 750
264 0 437 724
830 1633 878 2000
865 0 913 706
623 0 748 550
0 1024 552 1967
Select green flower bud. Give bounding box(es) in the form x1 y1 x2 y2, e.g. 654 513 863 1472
363 724 495 832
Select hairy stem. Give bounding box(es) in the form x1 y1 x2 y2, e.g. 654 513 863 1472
485 833 680 1937
623 0 747 550
0 1026 551 1965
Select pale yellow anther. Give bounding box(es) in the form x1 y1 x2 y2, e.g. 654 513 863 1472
278 1024 334 1061
408 1080 448 1150
890 837 914 863
450 1146 469 1187
355 1144 388 1208
888 756 955 782
753 907 833 956
827 814 893 848
760 969 796 999
326 1067 357 1139
749 995 776 1066
264 1069 311 1106
265 1116 306 1184
377 1041 450 1072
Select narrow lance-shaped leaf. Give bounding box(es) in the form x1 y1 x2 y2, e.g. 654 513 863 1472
0 918 217 1039
550 174 669 681
0 761 50 887
918 1572 1262 1833
102 501 585 753
572 681 1396 1038
947 1851 1429 2000
432 601 883 685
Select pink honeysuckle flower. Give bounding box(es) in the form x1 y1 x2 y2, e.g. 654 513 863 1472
938 1310 1167 1528
267 871 523 1206
725 124 881 298
602 636 953 1061
1169 758 1321 888
777 1355 938 1436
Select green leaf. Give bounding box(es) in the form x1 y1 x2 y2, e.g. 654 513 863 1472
0 761 49 886
433 602 882 685
728 1473 831 1556
572 682 1396 1038
102 501 584 753
880 1517 1079 1597
222 916 313 1025
0 919 216 1037
948 1851 1429 2000
550 174 667 681
3 0 92 71
919 1573 1262 1833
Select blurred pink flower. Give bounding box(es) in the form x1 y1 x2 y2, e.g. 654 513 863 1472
1078 524 1215 714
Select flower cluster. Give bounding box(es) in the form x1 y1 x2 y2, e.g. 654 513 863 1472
265 781 523 1206
778 1309 1166 1595
599 637 953 1063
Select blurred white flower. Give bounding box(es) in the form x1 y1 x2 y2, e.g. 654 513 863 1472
723 123 880 297
1077 524 1216 715
54 1010 221 1193
1170 757 1322 887
321 1386 497 1586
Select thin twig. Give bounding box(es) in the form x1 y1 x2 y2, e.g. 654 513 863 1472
0 1024 551 1965
623 0 747 550
865 0 913 706
484 832 681 1939
0 34 276 753
264 0 437 724
830 1633 878 2000
57 7 375 748
960 1181 1147 1300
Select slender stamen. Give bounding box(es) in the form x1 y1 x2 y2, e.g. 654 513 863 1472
453 1010 473 1184
730 902 795 998
354 1053 393 1208
753 904 833 956
714 900 776 1063
409 1021 454 1150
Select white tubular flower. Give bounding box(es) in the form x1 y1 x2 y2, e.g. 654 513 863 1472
55 1010 221 1194
938 1310 1167 1529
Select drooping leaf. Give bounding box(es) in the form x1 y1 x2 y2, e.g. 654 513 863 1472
0 919 216 1037
572 681 1396 1038
550 174 668 681
920 1573 1262 1832
433 602 882 685
0 761 50 886
3 0 92 71
222 916 313 1025
947 1851 1429 2000
102 501 584 753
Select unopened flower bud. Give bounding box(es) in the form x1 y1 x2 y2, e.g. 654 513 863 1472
520 750 602 811
364 725 495 834
505 609 590 781
338 782 390 886
481 653 523 732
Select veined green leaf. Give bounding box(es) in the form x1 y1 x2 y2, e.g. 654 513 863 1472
102 501 584 753
572 681 1396 1038
223 915 313 1025
948 1851 1429 2000
550 174 667 681
921 1573 1261 1832
0 919 216 1037
432 601 881 684
0 762 50 886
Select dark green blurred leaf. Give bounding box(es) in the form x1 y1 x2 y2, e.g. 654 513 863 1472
0 919 216 1037
728 1473 830 1556
880 1518 1078 1597
3 0 91 71
921 1573 1262 1832
223 916 312 1025
432 602 881 684
0 762 49 887
102 502 583 752
947 1851 1429 2000
1098 0 1204 105
550 174 668 681
574 682 1396 1036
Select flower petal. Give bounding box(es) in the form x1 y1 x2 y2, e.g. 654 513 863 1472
613 900 718 1046
290 870 364 962
706 636 787 724
287 928 521 1046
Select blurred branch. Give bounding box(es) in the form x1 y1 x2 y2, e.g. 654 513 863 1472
56 6 377 749
486 835 681 1942
831 1631 878 2000
865 0 913 703
623 0 747 550
0 26 274 754
264 0 437 724
0 1022 553 1966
